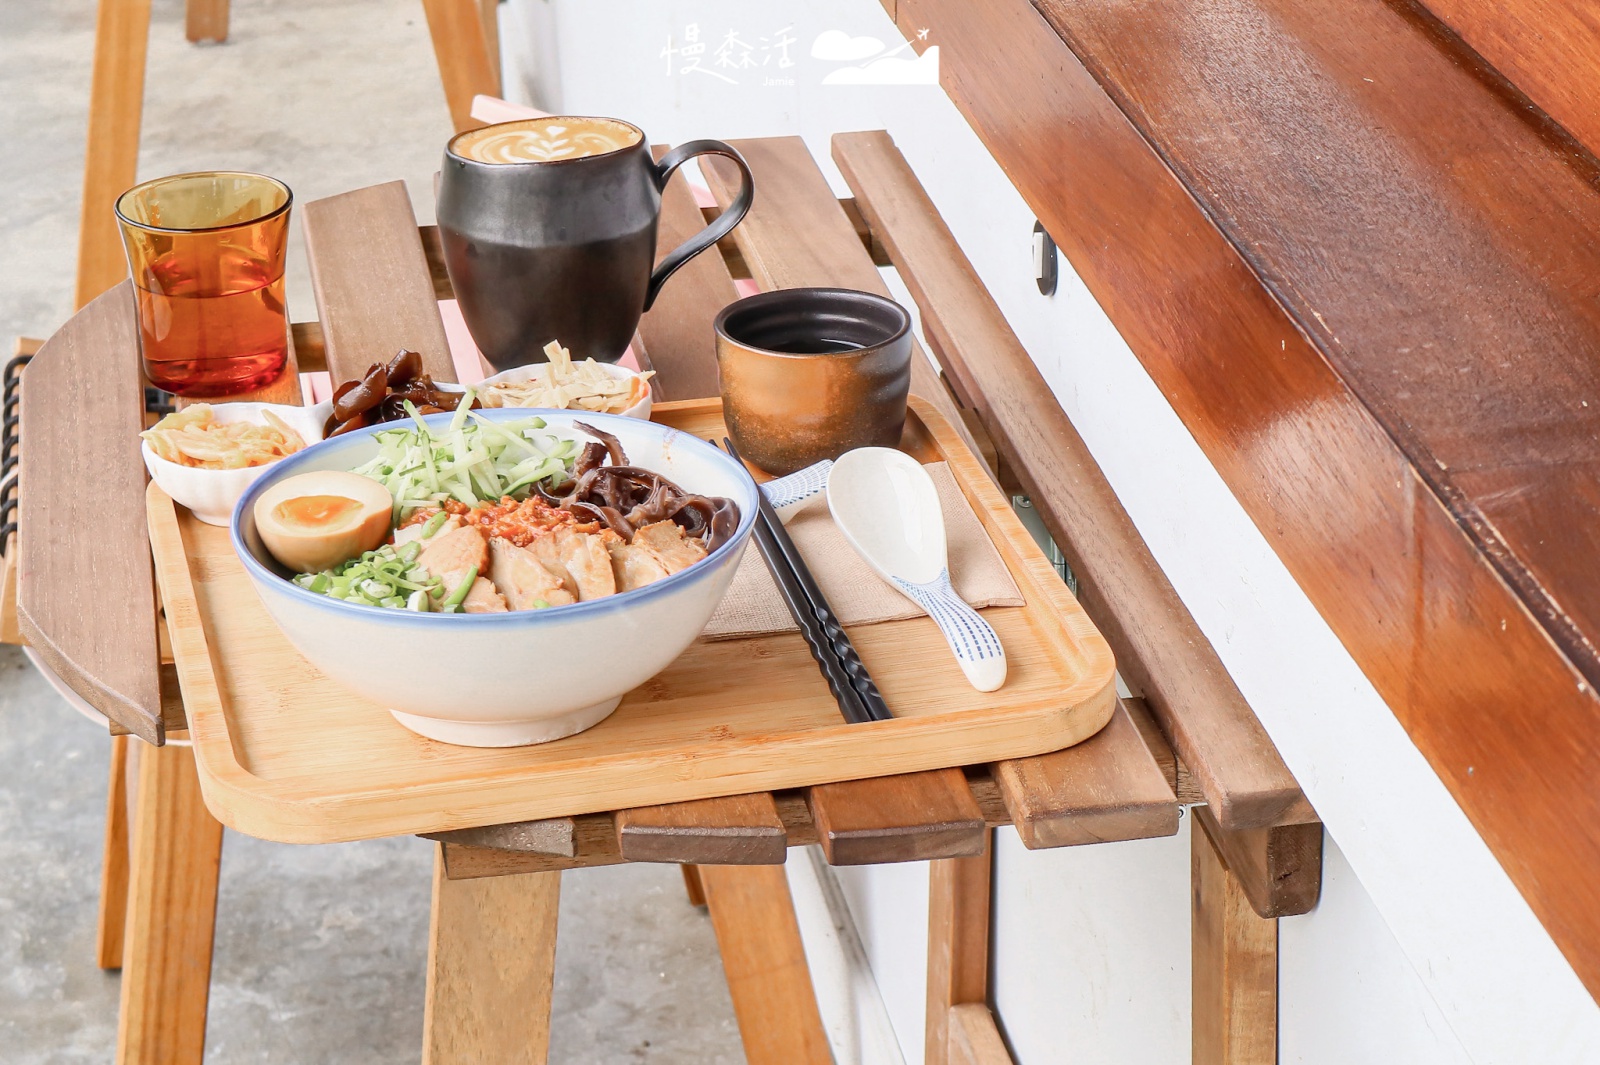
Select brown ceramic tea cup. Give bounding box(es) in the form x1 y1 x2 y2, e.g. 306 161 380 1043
714 288 912 475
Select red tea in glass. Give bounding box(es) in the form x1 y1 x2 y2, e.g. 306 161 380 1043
116 172 292 398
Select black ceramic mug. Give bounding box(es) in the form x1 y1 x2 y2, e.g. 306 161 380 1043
437 116 755 370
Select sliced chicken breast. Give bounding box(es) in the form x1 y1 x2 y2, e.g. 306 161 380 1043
461 576 509 613
631 520 708 574
607 538 671 592
417 524 488 586
489 538 575 610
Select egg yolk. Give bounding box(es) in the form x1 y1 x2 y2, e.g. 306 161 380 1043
272 494 364 530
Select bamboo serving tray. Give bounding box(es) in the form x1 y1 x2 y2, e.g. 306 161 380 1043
148 396 1116 844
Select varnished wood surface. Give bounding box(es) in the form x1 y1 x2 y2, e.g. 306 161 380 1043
1415 0 1600 161
302 181 457 384
150 398 1116 844
115 741 224 1065
421 849 559 1065
833 129 1309 832
17 283 162 741
897 0 1600 995
1192 814 1277 1065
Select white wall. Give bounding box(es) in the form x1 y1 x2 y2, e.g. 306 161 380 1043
507 2 1600 1061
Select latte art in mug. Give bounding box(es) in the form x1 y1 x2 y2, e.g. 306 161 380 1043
452 117 643 164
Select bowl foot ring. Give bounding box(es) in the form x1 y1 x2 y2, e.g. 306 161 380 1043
389 696 623 747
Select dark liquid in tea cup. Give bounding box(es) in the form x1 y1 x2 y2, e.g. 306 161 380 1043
763 338 864 355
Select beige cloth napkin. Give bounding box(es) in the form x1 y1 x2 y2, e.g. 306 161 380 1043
704 461 1024 640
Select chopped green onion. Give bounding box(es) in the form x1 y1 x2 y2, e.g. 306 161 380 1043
440 566 478 611
293 542 445 611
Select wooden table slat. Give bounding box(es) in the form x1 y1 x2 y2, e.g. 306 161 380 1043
302 180 458 384
615 793 788 866
993 699 1178 848
808 769 987 865
637 145 738 402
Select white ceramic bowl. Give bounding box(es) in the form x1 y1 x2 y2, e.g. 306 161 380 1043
142 401 332 526
478 360 652 420
231 409 757 747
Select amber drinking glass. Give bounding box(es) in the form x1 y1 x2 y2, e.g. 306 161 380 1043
115 172 292 397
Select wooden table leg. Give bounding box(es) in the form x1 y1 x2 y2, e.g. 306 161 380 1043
184 0 228 42
698 864 831 1065
115 740 224 1065
926 831 996 1065
96 734 132 969
680 864 707 907
77 0 153 309
422 845 560 1065
1192 815 1277 1065
420 0 501 133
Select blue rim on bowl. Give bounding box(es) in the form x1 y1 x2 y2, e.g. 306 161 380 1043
229 408 759 625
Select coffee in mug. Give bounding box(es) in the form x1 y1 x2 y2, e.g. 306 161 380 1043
437 117 755 371
452 117 642 164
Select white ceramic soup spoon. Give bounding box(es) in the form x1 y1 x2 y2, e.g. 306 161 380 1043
826 447 1007 692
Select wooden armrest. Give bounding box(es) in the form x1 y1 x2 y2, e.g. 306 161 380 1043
16 285 164 741
832 130 1313 832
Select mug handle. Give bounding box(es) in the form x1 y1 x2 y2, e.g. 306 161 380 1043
643 140 755 312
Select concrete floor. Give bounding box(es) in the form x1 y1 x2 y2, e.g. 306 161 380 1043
0 2 744 1061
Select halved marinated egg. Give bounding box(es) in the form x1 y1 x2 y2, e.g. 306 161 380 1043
254 470 392 573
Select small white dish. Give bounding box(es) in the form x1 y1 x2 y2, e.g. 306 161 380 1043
141 401 332 526
827 447 1007 693
478 360 652 420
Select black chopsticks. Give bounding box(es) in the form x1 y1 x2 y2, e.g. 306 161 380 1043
721 438 892 724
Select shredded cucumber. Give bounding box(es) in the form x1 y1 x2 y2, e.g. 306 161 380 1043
293 542 445 611
347 396 581 520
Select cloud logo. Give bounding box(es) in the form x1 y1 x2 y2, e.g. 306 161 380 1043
821 45 939 86
810 30 887 62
